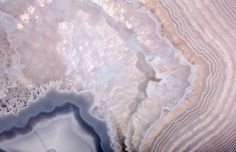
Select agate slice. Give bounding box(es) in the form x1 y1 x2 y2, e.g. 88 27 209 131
0 0 236 152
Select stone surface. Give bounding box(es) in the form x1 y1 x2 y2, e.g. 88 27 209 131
0 0 235 151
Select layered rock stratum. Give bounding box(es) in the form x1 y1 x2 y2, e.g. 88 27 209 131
0 0 235 152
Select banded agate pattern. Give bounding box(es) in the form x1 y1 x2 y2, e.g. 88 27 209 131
0 0 235 152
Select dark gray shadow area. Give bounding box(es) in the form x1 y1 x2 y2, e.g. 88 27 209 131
0 89 114 152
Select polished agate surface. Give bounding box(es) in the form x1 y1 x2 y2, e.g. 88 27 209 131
0 0 236 152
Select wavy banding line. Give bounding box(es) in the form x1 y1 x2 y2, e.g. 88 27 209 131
148 1 222 151
214 0 236 28
158 1 226 151
148 0 236 151
174 1 235 151
132 0 231 152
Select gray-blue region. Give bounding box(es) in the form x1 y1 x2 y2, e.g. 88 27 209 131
0 89 113 152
